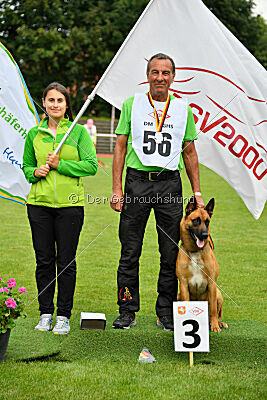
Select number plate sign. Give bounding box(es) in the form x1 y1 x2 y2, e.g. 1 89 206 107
173 301 209 352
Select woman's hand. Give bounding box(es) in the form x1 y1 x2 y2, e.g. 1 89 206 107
34 165 50 178
46 152 60 169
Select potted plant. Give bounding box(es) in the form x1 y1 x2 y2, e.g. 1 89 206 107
0 276 27 362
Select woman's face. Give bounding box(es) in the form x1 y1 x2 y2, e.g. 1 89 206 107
43 89 67 121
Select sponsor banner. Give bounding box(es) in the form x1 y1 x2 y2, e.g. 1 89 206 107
0 42 39 205
95 0 267 219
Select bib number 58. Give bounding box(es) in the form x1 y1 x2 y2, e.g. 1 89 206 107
143 130 172 157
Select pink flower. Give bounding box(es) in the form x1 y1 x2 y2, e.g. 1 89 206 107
7 278 16 288
18 286 28 294
0 276 2 281
5 298 17 308
0 287 10 294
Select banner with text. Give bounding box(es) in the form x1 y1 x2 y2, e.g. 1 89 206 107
0 42 39 205
96 0 267 219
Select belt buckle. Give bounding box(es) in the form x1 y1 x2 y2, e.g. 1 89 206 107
148 172 158 182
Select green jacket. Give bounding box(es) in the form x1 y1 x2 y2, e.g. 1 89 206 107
23 117 98 207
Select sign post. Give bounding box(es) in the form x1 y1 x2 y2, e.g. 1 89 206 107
173 301 210 367
189 351 194 367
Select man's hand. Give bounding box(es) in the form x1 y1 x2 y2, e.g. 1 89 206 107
34 165 50 178
110 191 124 212
195 193 205 208
46 152 59 169
110 135 128 213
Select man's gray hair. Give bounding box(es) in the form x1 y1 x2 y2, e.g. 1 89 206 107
146 53 176 74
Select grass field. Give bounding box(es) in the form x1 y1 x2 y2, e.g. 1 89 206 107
0 157 266 400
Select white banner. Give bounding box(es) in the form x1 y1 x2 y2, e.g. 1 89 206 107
0 42 39 205
96 0 267 219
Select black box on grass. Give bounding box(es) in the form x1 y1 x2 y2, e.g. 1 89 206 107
80 312 106 330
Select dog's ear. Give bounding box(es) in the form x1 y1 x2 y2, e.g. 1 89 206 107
185 196 197 216
205 198 215 217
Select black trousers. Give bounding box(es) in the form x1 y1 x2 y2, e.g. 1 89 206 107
27 205 84 319
117 168 183 317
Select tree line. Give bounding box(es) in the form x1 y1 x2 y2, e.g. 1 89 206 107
0 0 266 116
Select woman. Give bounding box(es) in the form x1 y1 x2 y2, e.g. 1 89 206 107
23 82 98 334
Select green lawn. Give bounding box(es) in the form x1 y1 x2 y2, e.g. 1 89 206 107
0 158 266 400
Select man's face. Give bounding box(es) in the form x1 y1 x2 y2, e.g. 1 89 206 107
147 58 175 101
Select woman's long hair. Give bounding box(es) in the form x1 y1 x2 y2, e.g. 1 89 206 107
43 82 74 121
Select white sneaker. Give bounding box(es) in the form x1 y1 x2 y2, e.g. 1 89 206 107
52 316 70 335
35 314 53 331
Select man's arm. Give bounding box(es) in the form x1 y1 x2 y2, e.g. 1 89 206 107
182 141 205 208
110 134 128 212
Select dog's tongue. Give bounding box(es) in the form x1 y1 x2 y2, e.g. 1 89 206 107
196 238 205 248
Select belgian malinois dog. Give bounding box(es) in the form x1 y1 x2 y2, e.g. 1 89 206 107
176 198 228 332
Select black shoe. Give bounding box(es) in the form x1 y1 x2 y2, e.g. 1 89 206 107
157 315 174 331
112 312 136 329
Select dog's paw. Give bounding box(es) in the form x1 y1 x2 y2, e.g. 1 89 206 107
219 321 228 329
210 321 221 332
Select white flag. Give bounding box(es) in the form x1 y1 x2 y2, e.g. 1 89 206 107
0 42 39 205
95 0 267 219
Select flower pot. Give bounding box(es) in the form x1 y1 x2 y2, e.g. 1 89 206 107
0 329 11 362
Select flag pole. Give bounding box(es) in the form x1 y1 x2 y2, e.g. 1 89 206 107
53 0 155 154
53 89 96 154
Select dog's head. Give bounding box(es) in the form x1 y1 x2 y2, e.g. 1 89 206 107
182 197 214 249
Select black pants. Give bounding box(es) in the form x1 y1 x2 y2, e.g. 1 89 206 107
27 205 84 319
117 168 183 317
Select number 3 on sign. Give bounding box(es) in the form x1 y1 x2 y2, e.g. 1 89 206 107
173 301 210 352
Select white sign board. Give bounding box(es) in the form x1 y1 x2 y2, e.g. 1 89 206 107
173 301 210 352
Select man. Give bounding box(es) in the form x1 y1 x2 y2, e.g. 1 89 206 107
110 53 204 331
